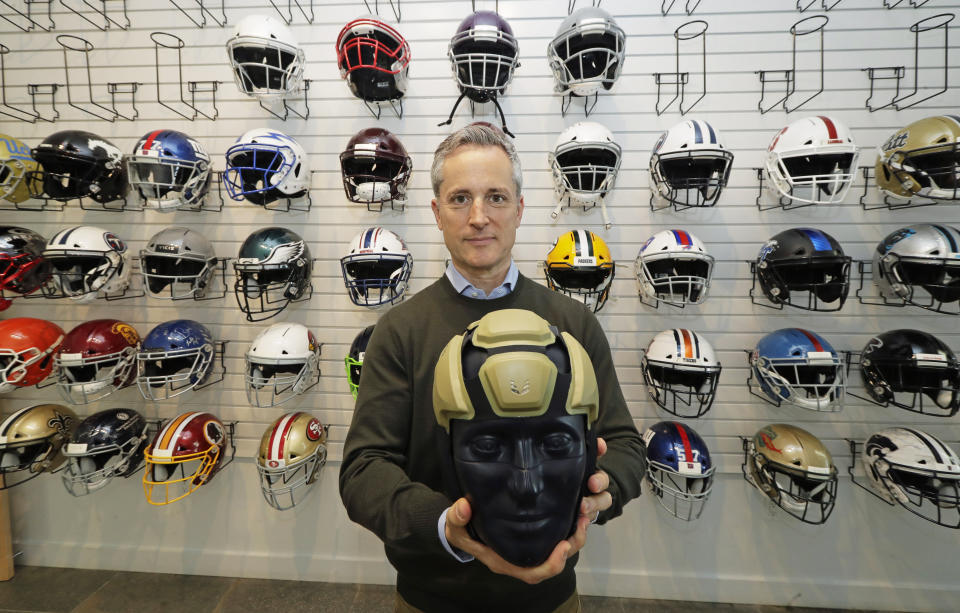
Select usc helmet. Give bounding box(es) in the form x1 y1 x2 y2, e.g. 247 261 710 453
0 403 77 489
0 317 64 393
876 115 960 201
143 411 230 505
54 319 140 405
745 423 838 524
544 229 615 312
256 411 327 510
0 134 39 204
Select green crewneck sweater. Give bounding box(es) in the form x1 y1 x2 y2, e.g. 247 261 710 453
339 273 645 613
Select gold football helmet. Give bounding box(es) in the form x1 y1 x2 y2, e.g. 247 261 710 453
745 423 837 524
876 115 960 201
0 134 39 204
256 411 327 510
0 403 77 489
545 229 615 313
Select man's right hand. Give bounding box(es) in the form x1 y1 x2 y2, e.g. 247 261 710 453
443 497 588 585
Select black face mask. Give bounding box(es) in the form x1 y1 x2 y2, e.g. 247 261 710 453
450 414 588 567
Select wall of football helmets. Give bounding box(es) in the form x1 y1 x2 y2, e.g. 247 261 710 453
0 0 959 609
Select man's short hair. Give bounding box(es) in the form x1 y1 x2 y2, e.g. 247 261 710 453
431 124 523 199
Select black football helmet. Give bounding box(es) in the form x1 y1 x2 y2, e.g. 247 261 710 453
60 408 150 496
29 130 128 203
756 228 851 311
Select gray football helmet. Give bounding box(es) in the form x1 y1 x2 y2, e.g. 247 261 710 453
548 6 626 98
873 224 960 309
139 227 218 300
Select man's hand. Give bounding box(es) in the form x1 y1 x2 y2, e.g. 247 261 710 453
443 437 611 585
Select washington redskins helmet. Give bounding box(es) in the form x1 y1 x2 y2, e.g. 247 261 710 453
544 229 615 312
0 133 40 204
0 317 64 393
339 127 412 208
54 319 140 405
0 403 77 489
257 411 327 510
143 411 230 505
876 115 960 202
764 116 858 206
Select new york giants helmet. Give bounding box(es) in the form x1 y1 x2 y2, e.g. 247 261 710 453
126 130 211 210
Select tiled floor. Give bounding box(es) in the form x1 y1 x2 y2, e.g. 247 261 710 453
0 565 883 613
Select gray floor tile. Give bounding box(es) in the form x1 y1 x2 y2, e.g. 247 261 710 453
352 583 395 613
0 567 115 613
214 578 357 613
69 571 234 613
581 595 626 612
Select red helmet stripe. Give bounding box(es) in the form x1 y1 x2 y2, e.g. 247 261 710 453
141 130 163 154
671 229 692 246
675 422 694 464
795 328 825 352
817 116 841 144
276 412 302 461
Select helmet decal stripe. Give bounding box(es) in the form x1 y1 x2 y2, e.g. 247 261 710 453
578 230 594 257
692 121 703 144
901 427 945 463
672 329 683 356
157 411 198 452
680 329 694 359
55 227 79 245
817 116 841 143
271 412 300 461
794 328 824 352
691 330 701 359
571 230 582 257
675 422 694 464
141 130 163 154
705 121 717 144
798 228 832 252
0 405 33 436
671 230 692 246
931 225 959 253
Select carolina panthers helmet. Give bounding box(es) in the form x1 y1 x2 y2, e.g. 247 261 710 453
649 119 734 209
233 227 313 321
223 128 310 206
873 224 960 311
749 328 845 412
340 227 413 307
642 421 715 521
126 129 211 210
876 115 960 201
136 319 216 401
642 329 721 418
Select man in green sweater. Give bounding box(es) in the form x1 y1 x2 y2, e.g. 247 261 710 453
339 123 645 613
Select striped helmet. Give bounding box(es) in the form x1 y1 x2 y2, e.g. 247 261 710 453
649 119 734 209
873 224 960 311
635 229 713 307
256 411 327 510
142 411 228 505
764 115 858 205
756 227 851 312
544 229 615 312
749 328 845 412
642 329 721 418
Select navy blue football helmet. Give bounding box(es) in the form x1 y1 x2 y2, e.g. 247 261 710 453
750 328 845 412
126 130 211 211
642 421 715 521
61 408 150 496
136 319 215 401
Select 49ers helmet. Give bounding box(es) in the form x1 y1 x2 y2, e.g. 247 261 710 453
0 403 77 489
0 317 64 393
143 411 229 505
257 411 327 510
544 229 615 312
876 115 960 202
54 319 139 405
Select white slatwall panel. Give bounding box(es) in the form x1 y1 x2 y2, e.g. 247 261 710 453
2 0 959 609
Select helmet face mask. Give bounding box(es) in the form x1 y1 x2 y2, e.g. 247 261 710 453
876 115 960 202
245 323 321 408
873 224 960 312
0 404 77 490
257 412 327 510
227 15 305 99
548 7 625 98
0 318 64 393
448 11 519 103
642 421 715 521
126 130 211 211
544 229 615 312
635 230 714 307
143 411 229 505
55 318 139 406
642 329 721 418
337 18 410 105
750 328 845 412
141 227 218 300
756 228 851 312
136 320 215 401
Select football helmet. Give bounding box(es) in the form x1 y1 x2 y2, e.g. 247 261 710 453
41 226 131 301
143 411 229 505
544 229 615 312
872 224 960 310
649 119 734 209
336 17 410 106
0 133 39 204
876 115 960 201
245 322 321 408
345 324 375 400
862 427 960 529
257 411 327 510
549 121 621 223
642 421 715 521
750 328 844 412
0 317 64 393
745 423 837 524
635 229 713 307
227 14 306 99
54 319 139 405
859 329 960 417
126 129 211 210
547 7 625 98
0 226 50 299
756 228 851 312
448 10 519 104
29 130 127 203
641 329 721 418
764 115 859 205
234 227 312 321
340 227 413 307
223 128 310 206
339 127 412 208
136 319 215 401
61 408 149 496
0 403 76 489
140 227 218 300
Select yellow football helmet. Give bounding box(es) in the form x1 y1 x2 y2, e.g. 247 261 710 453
0 403 77 489
0 133 39 204
745 423 837 524
544 229 615 312
876 115 960 201
256 411 327 510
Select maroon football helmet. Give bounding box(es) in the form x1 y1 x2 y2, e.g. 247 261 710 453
339 127 412 209
143 410 230 505
54 319 140 404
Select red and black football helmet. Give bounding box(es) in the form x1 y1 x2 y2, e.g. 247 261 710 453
0 226 50 308
339 127 412 209
55 319 140 405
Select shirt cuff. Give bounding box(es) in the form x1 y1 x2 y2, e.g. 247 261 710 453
438 508 475 563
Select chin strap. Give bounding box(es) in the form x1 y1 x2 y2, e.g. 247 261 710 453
438 92 515 138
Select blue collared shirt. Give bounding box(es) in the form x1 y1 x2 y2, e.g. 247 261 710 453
444 260 519 300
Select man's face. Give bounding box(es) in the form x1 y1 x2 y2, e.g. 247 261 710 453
450 415 587 567
432 145 523 282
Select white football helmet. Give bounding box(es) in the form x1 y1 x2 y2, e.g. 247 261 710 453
764 115 859 205
41 226 132 302
650 119 734 209
549 121 621 227
548 6 626 98
642 329 721 418
245 322 321 408
226 14 306 99
635 229 713 307
340 227 413 307
223 128 310 206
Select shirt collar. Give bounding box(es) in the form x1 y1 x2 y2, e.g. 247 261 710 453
445 260 518 300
